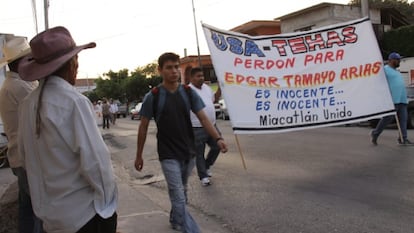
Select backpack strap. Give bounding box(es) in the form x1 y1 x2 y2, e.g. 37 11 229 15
152 84 193 121
151 84 162 121
180 84 193 112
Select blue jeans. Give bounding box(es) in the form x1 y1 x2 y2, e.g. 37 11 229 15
193 127 221 179
372 103 408 140
160 159 200 233
11 167 43 233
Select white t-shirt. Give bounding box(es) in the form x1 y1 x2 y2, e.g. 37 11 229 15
189 83 216 127
109 103 118 113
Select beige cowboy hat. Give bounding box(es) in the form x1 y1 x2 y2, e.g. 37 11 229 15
19 26 96 81
0 37 31 68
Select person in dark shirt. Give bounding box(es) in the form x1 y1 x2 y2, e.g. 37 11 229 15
134 52 227 232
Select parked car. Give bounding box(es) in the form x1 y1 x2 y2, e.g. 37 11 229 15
113 100 127 118
130 102 142 120
369 85 414 128
117 103 127 118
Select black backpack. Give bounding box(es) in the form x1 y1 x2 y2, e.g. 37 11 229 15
151 84 193 121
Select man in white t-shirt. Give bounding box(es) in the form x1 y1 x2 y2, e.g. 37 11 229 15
109 99 118 125
189 67 222 186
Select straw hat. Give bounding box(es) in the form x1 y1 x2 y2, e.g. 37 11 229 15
0 37 31 67
19 26 96 81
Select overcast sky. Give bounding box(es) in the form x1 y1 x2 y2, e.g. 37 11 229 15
1 0 407 78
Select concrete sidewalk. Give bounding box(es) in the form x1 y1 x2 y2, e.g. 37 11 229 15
0 164 232 233
0 160 232 233
0 122 232 233
103 122 233 233
112 162 232 233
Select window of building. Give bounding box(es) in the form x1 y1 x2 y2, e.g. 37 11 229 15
294 25 314 32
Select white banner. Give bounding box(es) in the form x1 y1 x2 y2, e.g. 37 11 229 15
202 18 395 134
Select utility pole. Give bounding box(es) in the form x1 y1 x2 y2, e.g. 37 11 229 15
86 74 90 91
191 0 202 68
31 0 39 34
361 0 369 18
44 0 49 30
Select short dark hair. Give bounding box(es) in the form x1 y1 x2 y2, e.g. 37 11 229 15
158 52 180 68
190 67 203 77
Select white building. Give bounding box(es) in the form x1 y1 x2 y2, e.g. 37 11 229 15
276 2 409 42
74 78 97 93
277 3 381 33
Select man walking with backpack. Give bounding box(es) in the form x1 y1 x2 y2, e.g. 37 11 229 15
134 52 228 233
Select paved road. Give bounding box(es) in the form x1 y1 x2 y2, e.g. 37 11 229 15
107 118 414 233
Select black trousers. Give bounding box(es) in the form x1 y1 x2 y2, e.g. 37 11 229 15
77 212 117 233
102 114 111 129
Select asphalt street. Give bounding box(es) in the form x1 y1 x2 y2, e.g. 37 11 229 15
3 118 412 233
109 118 414 233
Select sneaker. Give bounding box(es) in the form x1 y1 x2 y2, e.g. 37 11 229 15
171 224 183 232
206 169 212 177
370 130 378 145
201 177 211 186
398 138 413 145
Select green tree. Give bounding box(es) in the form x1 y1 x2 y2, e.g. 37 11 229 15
97 69 130 101
94 63 162 105
146 76 163 89
133 62 158 77
103 69 129 82
94 78 124 101
381 24 414 57
124 72 149 103
83 89 99 102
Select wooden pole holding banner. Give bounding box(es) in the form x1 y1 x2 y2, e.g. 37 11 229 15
234 134 247 170
394 114 404 142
